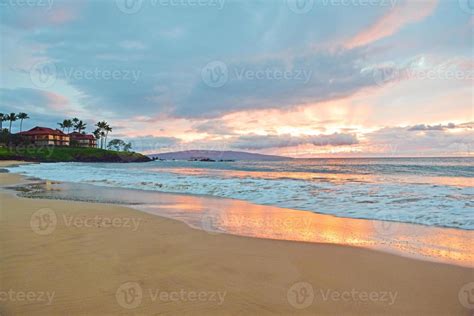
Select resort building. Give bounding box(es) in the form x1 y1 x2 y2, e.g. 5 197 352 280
69 132 97 148
18 126 70 146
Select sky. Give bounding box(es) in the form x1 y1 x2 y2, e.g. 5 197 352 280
0 0 473 157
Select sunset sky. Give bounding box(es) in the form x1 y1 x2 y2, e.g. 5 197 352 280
1 0 472 157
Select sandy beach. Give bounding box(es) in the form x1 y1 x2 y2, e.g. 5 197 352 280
0 161 472 315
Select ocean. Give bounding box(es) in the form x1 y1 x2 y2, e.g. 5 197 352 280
7 157 473 230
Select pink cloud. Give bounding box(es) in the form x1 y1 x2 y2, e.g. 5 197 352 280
43 91 70 111
346 0 438 48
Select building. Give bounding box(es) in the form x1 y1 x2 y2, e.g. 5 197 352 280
69 132 97 148
18 126 70 146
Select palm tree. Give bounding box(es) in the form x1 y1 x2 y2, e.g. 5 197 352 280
6 113 17 133
58 122 65 132
104 124 112 148
100 130 106 149
75 120 87 134
17 112 29 133
93 128 101 148
63 119 73 134
72 118 79 132
95 121 107 149
0 113 4 131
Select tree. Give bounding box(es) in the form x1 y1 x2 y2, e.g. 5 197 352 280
17 112 30 133
63 119 73 134
72 118 79 132
104 124 112 148
95 121 112 149
92 128 101 148
75 120 87 134
107 139 132 152
0 113 5 130
123 142 132 152
107 139 125 151
58 122 65 131
6 113 17 133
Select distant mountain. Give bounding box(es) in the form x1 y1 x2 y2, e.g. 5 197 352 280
149 150 291 161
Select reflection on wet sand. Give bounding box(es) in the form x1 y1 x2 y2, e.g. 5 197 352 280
17 180 474 268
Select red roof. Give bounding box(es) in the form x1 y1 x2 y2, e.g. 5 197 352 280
69 132 96 140
18 126 68 136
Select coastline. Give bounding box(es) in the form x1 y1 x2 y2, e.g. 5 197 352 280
1 161 473 314
6 165 474 268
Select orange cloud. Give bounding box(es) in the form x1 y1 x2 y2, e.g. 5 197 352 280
346 0 438 48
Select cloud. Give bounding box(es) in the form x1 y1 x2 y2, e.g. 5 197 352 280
4 1 399 120
346 0 438 48
408 123 457 131
192 119 236 135
0 88 70 113
231 133 358 150
366 124 473 156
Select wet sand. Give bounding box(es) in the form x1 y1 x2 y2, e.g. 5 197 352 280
0 161 473 315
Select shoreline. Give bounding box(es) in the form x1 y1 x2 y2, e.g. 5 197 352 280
1 160 473 314
4 165 473 268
